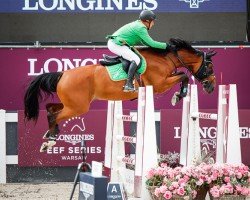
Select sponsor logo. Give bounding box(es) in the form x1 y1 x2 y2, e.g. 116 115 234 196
173 126 250 139
240 127 250 138
173 126 250 157
27 57 100 76
59 117 94 145
23 0 158 11
179 0 210 8
46 116 102 156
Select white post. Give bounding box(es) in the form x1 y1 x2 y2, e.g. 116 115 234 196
105 86 157 199
216 85 227 163
216 84 242 164
226 84 241 164
141 86 158 199
104 101 114 168
134 87 145 197
0 109 7 183
180 85 190 166
186 85 201 166
110 101 126 182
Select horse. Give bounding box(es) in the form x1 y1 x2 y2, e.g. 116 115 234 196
24 38 216 152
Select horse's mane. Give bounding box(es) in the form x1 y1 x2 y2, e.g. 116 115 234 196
169 38 197 52
139 38 198 55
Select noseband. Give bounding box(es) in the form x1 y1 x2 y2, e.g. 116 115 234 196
193 52 215 82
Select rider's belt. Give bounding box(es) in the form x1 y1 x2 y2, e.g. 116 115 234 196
107 36 129 47
106 35 117 39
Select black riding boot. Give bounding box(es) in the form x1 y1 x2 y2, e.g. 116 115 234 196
123 61 138 92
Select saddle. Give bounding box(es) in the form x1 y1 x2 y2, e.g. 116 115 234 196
100 54 131 73
100 54 142 85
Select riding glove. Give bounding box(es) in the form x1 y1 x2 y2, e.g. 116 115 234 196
166 44 176 52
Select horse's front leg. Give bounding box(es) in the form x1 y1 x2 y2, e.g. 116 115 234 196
172 71 189 101
171 72 189 106
156 72 189 106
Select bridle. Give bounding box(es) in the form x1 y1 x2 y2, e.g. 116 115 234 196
168 50 215 83
192 52 215 82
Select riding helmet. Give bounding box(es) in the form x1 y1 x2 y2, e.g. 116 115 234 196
139 10 156 21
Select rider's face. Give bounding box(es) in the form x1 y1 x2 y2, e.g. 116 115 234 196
148 20 155 29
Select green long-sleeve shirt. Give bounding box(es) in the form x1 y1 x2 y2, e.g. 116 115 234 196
108 20 167 49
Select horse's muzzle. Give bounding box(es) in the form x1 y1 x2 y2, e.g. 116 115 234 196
202 80 214 94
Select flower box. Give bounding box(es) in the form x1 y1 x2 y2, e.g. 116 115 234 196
147 186 193 200
147 186 161 200
193 185 209 200
210 194 246 200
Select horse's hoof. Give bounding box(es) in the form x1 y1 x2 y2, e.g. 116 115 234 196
123 85 137 93
47 140 56 148
123 89 137 93
171 92 180 106
39 141 56 152
133 88 138 93
43 130 50 139
40 142 49 152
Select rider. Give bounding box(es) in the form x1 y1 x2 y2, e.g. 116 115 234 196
107 9 175 92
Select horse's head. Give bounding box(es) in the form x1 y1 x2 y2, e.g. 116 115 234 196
194 50 217 93
170 38 217 93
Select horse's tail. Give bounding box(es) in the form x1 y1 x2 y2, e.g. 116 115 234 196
24 72 63 121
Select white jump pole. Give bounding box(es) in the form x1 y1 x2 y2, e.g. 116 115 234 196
186 84 201 166
216 85 227 164
180 85 190 166
216 84 241 164
105 100 126 183
104 101 115 169
133 86 145 197
104 86 157 199
140 86 158 200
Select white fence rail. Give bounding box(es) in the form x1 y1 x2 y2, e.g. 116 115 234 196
0 110 18 184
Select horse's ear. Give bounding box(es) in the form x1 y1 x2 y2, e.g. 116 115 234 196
207 50 217 58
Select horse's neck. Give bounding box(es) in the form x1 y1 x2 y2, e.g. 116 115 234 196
140 50 177 85
139 49 185 69
165 52 183 69
176 50 202 72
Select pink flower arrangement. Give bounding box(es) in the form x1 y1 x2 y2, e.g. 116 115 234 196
146 165 198 199
146 166 167 187
146 163 250 199
208 163 250 198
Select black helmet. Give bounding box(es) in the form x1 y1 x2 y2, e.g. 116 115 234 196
139 10 156 21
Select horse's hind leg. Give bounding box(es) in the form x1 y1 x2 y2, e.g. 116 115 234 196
43 103 64 138
55 104 90 123
40 103 63 152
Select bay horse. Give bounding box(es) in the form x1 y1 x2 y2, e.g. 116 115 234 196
24 38 216 152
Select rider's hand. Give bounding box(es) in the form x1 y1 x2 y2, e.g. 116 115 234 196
166 44 176 52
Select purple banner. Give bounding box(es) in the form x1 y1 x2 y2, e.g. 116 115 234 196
18 109 130 167
160 109 250 166
18 110 107 166
1 47 250 111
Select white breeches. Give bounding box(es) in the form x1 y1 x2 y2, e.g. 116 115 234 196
107 40 141 65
